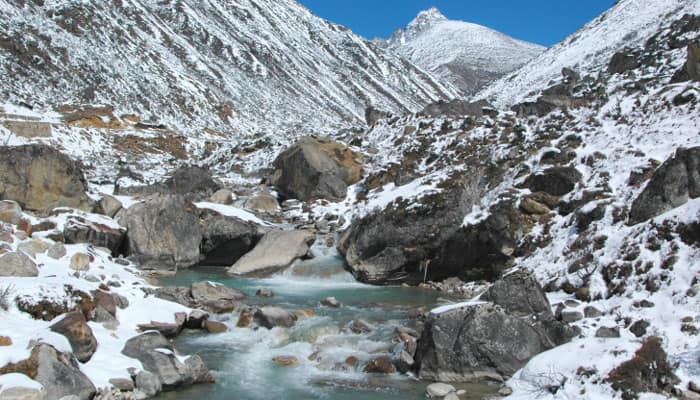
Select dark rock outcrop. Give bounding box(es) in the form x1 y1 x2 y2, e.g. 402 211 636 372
629 146 700 224
608 48 642 75
523 167 582 196
0 145 92 213
199 210 259 266
63 215 126 255
270 137 363 202
338 175 482 285
117 194 201 272
415 271 576 382
419 99 495 118
365 106 391 126
227 230 315 277
116 166 221 201
671 42 700 82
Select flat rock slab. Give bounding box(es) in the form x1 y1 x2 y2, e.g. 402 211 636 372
227 230 315 277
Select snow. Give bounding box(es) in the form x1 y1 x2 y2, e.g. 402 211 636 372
194 202 270 225
0 373 43 391
430 300 486 315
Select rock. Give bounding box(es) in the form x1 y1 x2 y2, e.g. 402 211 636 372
320 297 340 308
672 42 700 82
0 336 12 346
138 312 186 338
363 356 396 374
121 332 191 390
628 147 700 224
420 99 495 118
199 212 258 266
0 385 46 400
46 243 67 260
0 344 96 400
91 290 118 317
209 189 235 205
338 175 486 285
145 286 193 308
416 271 576 382
395 350 415 373
63 216 125 255
98 195 123 218
118 194 201 272
186 310 209 329
135 370 161 397
519 197 550 215
426 382 456 398
253 307 297 329
524 167 582 196
69 253 91 271
184 355 212 384
270 136 362 201
365 106 390 126
608 48 642 74
584 306 603 318
630 320 650 338
236 309 254 328
272 356 298 366
109 378 134 391
349 319 373 334
49 311 98 362
560 310 584 323
606 337 678 399
255 288 274 298
190 281 245 314
227 230 315 277
203 320 228 334
118 166 221 201
14 238 48 258
0 251 39 277
244 192 280 214
596 327 621 338
0 145 92 213
0 200 22 225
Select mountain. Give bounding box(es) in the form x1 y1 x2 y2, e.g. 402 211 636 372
476 0 700 108
0 0 457 136
378 7 545 96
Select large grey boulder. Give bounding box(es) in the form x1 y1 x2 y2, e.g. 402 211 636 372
0 344 97 400
629 147 700 224
0 145 92 213
63 215 126 255
270 136 362 201
199 210 259 266
116 166 221 201
523 167 582 196
338 175 482 285
227 230 315 277
415 271 575 382
0 251 39 277
190 281 245 314
117 194 201 272
49 312 98 363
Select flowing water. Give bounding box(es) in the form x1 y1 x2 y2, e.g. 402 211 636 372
156 250 498 400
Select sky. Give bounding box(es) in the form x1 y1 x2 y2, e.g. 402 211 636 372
297 0 617 46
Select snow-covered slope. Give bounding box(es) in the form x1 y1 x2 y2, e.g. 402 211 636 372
379 7 545 96
0 0 457 136
477 0 700 108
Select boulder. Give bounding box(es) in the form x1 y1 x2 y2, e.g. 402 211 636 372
608 48 642 75
523 167 582 196
0 200 22 225
0 251 39 277
415 271 576 382
0 145 92 213
362 356 396 374
0 385 46 400
47 243 67 260
17 239 50 258
0 344 96 400
672 42 700 82
69 253 91 271
227 230 314 277
199 211 258 266
629 147 700 224
63 216 125 255
365 106 390 126
122 331 202 391
117 194 201 272
270 136 362 201
426 382 456 398
134 370 161 397
244 192 280 214
116 166 221 201
203 320 227 334
209 189 235 205
320 297 340 308
98 195 123 218
253 307 297 329
419 99 495 118
137 313 186 338
49 311 98 362
338 175 482 285
190 281 245 314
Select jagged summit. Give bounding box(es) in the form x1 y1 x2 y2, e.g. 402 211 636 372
379 7 545 95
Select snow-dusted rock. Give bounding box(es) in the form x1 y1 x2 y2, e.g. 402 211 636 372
0 200 22 225
0 251 38 277
190 282 245 314
227 230 314 277
49 311 98 363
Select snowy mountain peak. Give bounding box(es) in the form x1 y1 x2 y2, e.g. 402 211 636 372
381 9 545 95
409 7 448 30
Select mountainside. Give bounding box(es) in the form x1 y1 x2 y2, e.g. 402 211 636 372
379 7 545 96
477 0 700 108
0 0 457 136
